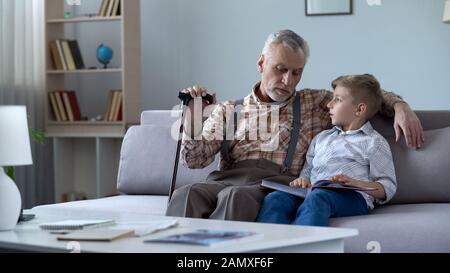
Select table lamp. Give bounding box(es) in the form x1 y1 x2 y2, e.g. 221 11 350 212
444 0 450 23
0 106 33 231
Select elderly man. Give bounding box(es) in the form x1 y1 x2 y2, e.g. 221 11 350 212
166 29 424 221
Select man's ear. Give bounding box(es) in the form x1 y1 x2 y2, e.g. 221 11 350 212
356 103 367 117
257 55 265 73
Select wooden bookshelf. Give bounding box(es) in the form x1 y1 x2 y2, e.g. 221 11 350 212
44 0 141 202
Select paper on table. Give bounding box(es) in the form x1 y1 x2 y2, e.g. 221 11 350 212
57 229 134 242
39 219 115 230
112 220 178 237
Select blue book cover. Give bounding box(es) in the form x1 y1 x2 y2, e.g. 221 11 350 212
145 229 263 247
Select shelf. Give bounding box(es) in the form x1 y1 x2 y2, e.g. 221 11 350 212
47 16 122 23
47 121 123 125
47 69 122 74
46 122 125 138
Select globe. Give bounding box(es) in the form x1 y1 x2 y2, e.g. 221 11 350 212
97 44 113 69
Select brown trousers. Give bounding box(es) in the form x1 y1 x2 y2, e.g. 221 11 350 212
165 159 296 222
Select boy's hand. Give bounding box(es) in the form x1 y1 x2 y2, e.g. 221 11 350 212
330 174 362 187
330 174 387 200
290 177 311 189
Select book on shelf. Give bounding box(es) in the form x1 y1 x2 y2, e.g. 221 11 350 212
53 91 68 121
48 92 62 121
98 0 109 16
55 40 68 70
109 90 119 121
62 91 74 121
111 0 120 17
48 91 82 122
261 179 377 199
113 91 123 121
68 40 85 70
49 39 84 71
61 40 76 71
144 229 263 247
99 0 121 17
67 91 82 121
49 41 64 71
104 90 123 121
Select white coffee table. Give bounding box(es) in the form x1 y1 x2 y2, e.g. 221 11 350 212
0 209 357 253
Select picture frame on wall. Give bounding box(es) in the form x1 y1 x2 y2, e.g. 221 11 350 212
305 0 353 16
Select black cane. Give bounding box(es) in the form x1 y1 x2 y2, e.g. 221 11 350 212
168 92 214 203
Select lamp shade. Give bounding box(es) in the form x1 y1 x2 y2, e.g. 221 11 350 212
444 0 450 23
0 106 33 166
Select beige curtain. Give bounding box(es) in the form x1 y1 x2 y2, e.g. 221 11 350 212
0 0 54 208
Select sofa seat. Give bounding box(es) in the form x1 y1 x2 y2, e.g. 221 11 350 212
331 203 450 253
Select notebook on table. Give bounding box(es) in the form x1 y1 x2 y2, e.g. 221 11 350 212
39 219 115 231
57 229 134 242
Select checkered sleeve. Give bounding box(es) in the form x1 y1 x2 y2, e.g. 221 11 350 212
180 104 225 169
309 89 333 130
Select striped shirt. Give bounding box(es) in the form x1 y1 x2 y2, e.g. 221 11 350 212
181 81 404 177
300 122 397 209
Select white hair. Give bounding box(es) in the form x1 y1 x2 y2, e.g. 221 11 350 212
262 30 310 63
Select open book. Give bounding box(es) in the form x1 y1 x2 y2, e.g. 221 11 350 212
144 229 263 247
262 179 376 198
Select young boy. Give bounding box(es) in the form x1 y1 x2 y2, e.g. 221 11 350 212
257 74 397 226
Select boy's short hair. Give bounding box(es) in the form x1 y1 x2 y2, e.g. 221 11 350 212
332 74 382 119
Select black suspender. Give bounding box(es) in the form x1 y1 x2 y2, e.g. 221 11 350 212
282 93 301 173
220 93 301 173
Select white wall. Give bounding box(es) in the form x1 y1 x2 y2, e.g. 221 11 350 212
141 0 450 110
73 0 450 113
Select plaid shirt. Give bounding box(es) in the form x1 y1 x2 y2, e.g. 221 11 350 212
181 82 403 176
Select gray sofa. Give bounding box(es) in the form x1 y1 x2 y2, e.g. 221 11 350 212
33 110 450 253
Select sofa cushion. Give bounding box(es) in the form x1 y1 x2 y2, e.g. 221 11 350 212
386 126 450 204
330 204 450 253
117 125 218 195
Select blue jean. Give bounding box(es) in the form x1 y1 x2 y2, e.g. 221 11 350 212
257 188 369 226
